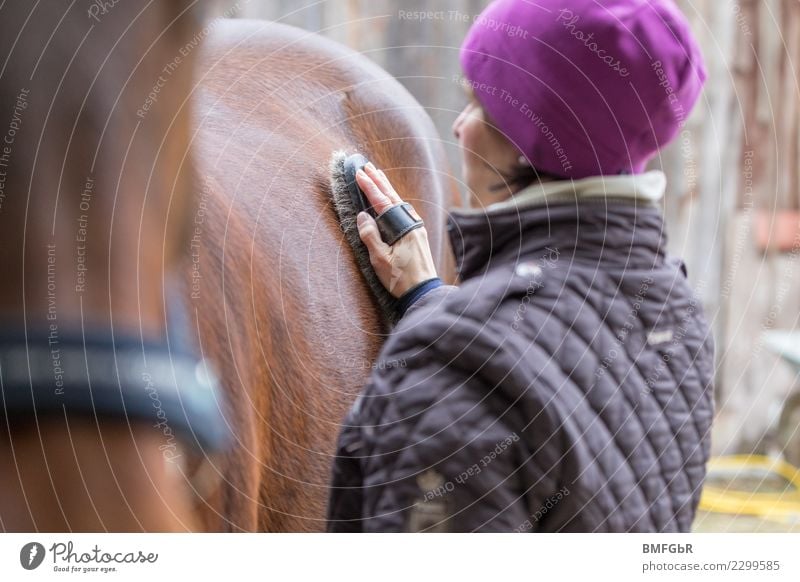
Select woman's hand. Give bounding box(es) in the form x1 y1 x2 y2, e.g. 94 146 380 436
355 163 439 298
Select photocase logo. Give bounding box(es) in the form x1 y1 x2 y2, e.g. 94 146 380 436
20 542 46 570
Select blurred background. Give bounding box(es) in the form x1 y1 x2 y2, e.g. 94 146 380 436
219 0 800 530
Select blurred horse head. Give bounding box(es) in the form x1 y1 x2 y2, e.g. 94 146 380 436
0 1 219 531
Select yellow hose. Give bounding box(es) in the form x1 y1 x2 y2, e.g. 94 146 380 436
699 455 800 518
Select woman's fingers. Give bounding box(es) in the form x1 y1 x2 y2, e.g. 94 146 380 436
356 169 394 215
357 209 439 298
353 161 438 298
356 211 390 260
365 163 403 205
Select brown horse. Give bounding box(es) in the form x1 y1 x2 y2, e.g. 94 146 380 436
0 1 216 531
0 5 454 531
189 19 456 531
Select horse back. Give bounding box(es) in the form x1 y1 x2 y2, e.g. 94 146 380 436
190 19 455 531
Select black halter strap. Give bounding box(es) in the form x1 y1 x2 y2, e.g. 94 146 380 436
0 329 230 453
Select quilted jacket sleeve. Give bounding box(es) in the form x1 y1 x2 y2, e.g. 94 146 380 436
351 356 543 532
401 284 458 319
328 285 562 532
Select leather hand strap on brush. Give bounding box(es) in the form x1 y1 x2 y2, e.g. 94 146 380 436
343 153 423 245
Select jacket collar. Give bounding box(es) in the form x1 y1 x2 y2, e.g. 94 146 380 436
447 172 669 281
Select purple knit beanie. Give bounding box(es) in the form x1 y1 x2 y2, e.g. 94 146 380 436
459 0 706 179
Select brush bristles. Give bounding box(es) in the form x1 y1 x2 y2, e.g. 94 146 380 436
329 151 401 326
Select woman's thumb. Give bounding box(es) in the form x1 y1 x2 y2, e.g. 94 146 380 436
357 212 386 254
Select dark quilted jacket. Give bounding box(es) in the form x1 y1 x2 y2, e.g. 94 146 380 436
327 199 715 532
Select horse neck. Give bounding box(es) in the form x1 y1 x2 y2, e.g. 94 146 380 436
0 3 205 336
0 2 207 531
